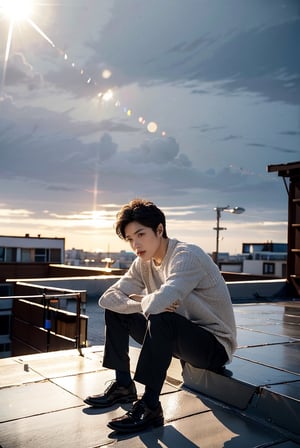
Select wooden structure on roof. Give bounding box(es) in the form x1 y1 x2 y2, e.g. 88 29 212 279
268 161 300 296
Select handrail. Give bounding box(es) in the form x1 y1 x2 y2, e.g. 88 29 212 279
0 282 87 355
13 280 85 294
0 292 80 300
14 281 87 312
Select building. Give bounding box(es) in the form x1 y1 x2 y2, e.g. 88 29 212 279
218 242 287 278
0 234 65 264
242 241 287 278
0 234 65 358
65 248 136 269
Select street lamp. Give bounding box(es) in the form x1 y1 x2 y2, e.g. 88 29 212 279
213 205 245 266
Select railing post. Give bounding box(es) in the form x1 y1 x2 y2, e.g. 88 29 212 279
75 292 83 355
43 292 52 352
1 285 88 357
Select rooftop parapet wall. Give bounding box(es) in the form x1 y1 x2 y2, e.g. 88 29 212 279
8 276 291 303
227 279 291 302
8 275 121 300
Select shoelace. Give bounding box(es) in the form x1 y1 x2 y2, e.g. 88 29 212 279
103 380 118 395
127 401 145 419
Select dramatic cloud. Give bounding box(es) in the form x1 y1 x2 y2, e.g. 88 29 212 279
87 0 300 104
0 0 298 253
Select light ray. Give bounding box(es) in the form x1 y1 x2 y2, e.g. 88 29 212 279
27 18 55 48
92 149 101 218
93 170 99 214
0 0 168 137
1 19 14 94
0 0 56 93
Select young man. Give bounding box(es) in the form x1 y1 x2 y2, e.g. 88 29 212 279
84 198 236 433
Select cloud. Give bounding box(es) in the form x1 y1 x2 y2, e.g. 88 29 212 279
128 137 181 164
84 0 300 105
221 135 241 142
45 63 101 98
270 145 300 155
247 142 300 155
0 0 296 254
0 95 287 214
0 208 34 217
279 130 300 136
3 52 43 90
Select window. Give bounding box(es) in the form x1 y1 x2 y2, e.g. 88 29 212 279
0 343 11 355
21 248 33 262
5 247 17 262
0 315 11 335
0 284 13 296
281 263 287 278
35 248 48 262
50 249 62 263
263 262 275 275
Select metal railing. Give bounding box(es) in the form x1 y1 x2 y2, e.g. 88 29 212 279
0 281 88 356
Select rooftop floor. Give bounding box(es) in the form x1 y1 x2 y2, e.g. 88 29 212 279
1 301 300 447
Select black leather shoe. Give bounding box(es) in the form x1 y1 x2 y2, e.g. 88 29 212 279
84 380 137 408
107 399 164 433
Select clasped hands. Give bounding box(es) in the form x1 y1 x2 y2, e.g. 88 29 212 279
129 294 179 312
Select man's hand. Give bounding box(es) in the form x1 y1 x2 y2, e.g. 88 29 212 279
128 294 144 302
164 300 180 312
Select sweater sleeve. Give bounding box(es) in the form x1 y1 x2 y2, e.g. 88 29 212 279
99 259 145 314
141 248 214 316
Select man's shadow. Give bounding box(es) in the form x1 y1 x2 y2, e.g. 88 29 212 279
82 405 199 447
108 424 200 447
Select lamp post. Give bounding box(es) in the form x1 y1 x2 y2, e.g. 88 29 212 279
213 205 245 266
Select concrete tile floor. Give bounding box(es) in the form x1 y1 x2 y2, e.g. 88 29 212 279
1 302 300 448
0 359 296 448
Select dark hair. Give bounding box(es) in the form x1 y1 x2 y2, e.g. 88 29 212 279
115 198 167 239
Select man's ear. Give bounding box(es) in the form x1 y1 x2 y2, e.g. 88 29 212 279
157 223 163 236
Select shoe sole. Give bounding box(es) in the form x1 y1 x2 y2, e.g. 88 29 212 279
108 417 164 433
84 394 137 408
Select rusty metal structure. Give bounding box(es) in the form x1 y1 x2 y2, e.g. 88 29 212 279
268 161 300 296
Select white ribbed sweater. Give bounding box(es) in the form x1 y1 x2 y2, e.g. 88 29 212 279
99 238 237 362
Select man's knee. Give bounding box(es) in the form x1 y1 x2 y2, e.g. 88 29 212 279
148 312 172 324
147 312 176 337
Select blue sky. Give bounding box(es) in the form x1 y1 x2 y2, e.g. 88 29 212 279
0 0 299 254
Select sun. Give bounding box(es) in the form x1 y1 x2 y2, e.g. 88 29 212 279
0 0 34 22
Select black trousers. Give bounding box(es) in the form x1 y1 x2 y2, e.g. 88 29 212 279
103 309 228 393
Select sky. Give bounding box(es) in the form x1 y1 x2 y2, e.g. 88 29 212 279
0 0 299 255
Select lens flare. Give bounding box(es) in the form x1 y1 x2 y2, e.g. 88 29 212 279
147 121 158 133
0 0 33 22
0 1 168 137
102 89 113 101
102 69 112 79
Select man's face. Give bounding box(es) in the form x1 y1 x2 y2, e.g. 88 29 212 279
124 221 163 261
